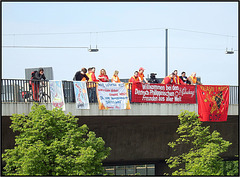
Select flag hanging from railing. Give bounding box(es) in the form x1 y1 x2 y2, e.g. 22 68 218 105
197 85 229 122
49 80 65 111
73 81 89 109
96 82 131 110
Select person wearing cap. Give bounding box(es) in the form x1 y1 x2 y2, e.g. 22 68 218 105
161 73 175 84
31 67 46 101
138 67 148 83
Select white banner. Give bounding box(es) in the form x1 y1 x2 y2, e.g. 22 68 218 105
96 82 131 110
73 81 90 109
49 80 65 111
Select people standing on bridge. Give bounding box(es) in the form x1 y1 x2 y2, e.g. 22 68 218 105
161 73 175 84
173 70 186 85
86 67 98 102
129 71 141 83
73 68 89 82
188 72 202 85
31 67 46 102
148 73 159 83
179 71 190 85
111 70 121 83
98 69 109 82
138 67 148 83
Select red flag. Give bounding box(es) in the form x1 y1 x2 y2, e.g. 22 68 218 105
197 85 229 122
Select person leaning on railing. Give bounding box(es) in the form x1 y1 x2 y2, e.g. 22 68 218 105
188 72 202 85
129 71 141 83
161 73 175 84
73 68 89 81
98 68 109 82
31 68 46 102
111 70 121 83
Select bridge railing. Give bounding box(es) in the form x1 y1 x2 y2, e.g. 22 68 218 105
1 79 238 104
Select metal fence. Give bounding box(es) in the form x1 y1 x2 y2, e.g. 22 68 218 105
1 79 238 104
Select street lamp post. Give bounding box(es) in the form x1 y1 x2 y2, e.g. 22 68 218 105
165 29 168 77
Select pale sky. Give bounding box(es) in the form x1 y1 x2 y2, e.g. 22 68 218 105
2 2 238 85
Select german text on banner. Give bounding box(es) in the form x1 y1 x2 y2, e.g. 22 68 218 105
49 80 65 111
197 85 229 122
131 83 196 104
73 81 90 109
96 82 131 110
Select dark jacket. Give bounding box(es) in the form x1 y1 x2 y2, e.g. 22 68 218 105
32 71 46 81
179 76 190 84
73 71 89 81
148 76 159 83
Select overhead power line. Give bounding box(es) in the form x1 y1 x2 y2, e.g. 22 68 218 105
3 27 237 37
3 46 88 48
3 45 229 51
169 28 237 37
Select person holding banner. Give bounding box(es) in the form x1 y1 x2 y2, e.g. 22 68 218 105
129 71 141 83
98 69 109 82
111 70 121 83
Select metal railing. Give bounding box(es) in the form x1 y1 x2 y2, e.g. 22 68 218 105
1 79 238 104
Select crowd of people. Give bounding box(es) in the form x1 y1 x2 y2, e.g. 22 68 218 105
30 67 202 102
73 67 202 85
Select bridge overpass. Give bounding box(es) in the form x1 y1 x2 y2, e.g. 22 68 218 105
1 79 239 175
2 102 238 175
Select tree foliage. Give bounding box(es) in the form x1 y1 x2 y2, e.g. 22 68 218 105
2 103 111 175
165 110 238 176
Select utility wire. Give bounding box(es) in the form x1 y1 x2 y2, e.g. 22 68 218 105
2 46 88 48
3 27 236 37
3 45 229 51
169 28 237 37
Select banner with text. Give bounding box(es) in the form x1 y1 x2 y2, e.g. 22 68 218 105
49 80 65 111
73 81 90 109
197 85 229 122
131 83 196 104
96 82 131 110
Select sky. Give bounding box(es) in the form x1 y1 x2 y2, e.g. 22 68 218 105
2 2 238 85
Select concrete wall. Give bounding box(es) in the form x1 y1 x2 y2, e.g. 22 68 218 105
2 103 238 117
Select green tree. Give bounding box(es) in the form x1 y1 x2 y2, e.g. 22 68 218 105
165 110 238 176
2 103 111 175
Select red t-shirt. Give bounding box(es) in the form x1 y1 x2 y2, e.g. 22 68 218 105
98 74 109 82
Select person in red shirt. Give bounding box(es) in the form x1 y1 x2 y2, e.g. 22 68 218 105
98 69 109 82
161 73 175 84
129 71 141 83
138 67 148 83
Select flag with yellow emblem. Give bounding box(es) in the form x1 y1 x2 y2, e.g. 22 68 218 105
197 85 229 122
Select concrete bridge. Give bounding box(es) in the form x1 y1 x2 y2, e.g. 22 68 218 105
2 102 239 175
